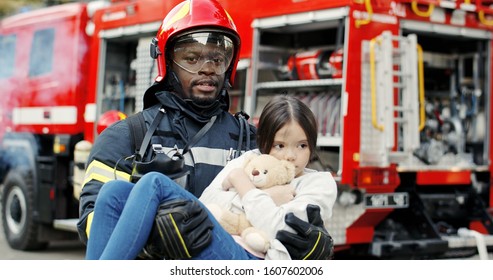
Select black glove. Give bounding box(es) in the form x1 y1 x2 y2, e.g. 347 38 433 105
276 204 334 260
140 199 213 259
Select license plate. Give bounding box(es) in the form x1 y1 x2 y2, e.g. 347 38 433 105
364 192 409 209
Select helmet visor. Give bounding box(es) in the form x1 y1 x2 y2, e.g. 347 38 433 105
171 32 234 75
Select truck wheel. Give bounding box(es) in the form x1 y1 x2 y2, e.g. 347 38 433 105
1 169 48 250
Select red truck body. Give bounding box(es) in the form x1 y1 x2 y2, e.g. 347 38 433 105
1 0 493 259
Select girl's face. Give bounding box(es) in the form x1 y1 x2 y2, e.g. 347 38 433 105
268 120 311 177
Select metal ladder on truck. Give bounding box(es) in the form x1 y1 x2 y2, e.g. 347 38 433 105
361 31 493 259
360 31 424 168
360 31 453 258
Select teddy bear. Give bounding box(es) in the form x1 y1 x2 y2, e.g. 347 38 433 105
207 154 295 253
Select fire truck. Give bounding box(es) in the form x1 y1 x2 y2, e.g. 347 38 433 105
1 0 493 259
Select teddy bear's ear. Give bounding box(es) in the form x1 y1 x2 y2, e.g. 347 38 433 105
243 153 258 168
281 160 296 180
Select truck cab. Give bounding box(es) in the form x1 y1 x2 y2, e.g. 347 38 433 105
0 2 96 250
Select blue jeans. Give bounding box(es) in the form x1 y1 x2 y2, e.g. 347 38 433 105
85 171 259 260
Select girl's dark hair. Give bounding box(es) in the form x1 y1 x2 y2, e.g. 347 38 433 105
256 95 318 155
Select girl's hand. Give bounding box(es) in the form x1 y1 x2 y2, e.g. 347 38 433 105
263 184 296 206
222 168 249 191
222 168 256 197
222 175 234 191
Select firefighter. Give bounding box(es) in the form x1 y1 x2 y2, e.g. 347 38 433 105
78 0 332 260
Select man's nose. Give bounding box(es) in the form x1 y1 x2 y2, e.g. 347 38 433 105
198 60 216 74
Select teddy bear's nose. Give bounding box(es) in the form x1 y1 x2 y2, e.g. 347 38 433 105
252 169 260 176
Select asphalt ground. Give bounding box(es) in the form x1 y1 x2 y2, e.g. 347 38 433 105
0 216 85 260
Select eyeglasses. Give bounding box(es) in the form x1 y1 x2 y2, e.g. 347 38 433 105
171 32 234 75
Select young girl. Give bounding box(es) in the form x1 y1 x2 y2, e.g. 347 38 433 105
85 95 337 260
200 95 337 259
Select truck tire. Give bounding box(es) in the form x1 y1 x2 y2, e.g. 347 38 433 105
1 169 48 250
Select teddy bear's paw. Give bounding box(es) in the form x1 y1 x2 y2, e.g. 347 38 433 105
241 227 270 253
206 203 223 220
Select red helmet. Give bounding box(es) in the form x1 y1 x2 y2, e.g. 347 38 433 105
97 110 127 134
151 0 240 85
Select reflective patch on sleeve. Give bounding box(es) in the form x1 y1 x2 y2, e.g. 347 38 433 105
82 159 131 187
86 211 94 239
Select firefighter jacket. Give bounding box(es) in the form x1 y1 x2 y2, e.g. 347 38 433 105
77 90 257 244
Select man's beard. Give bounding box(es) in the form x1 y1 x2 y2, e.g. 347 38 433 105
189 95 217 108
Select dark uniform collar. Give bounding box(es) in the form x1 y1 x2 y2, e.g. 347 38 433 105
157 91 228 123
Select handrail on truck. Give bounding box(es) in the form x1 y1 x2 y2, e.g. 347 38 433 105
354 0 373 28
411 0 437 17
369 35 425 132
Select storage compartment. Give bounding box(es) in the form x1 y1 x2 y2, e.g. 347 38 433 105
400 29 489 168
101 39 139 116
248 13 347 175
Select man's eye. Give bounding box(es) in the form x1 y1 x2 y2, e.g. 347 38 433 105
185 57 199 64
212 57 225 63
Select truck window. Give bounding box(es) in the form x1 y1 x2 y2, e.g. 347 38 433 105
29 28 55 77
0 34 16 78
